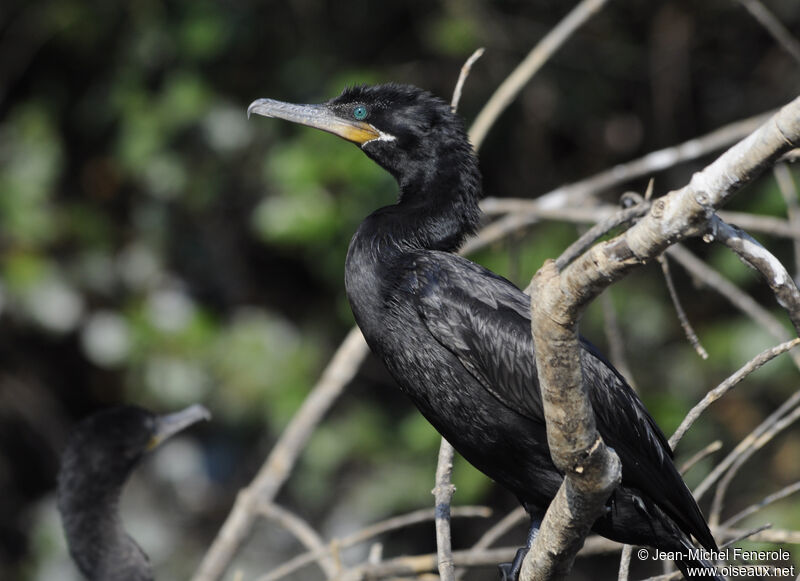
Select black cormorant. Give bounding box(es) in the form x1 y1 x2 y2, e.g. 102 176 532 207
57 404 210 581
248 84 722 580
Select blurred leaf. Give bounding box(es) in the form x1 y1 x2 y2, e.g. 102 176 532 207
2 252 49 293
178 3 229 60
424 15 479 56
208 308 320 424
251 186 337 244
0 104 63 246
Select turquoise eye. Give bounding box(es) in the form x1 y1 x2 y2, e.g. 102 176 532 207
353 105 368 120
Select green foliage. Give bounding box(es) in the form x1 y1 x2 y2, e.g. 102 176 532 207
0 105 62 246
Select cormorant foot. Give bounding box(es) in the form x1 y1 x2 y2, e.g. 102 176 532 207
497 547 527 581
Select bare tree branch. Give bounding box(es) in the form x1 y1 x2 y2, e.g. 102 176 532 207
670 338 800 448
721 526 800 545
711 215 800 334
722 480 800 528
469 110 775 255
450 48 485 113
333 534 628 581
192 327 369 581
659 254 708 359
432 437 457 581
734 0 800 64
255 502 338 578
256 506 491 581
481 198 800 241
334 547 516 581
617 545 633 581
522 96 800 580
554 194 650 271
694 388 800 501
666 244 800 370
709 403 800 527
468 0 609 149
679 440 723 475
470 506 528 552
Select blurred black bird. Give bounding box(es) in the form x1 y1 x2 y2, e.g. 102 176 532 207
57 404 210 581
248 84 723 580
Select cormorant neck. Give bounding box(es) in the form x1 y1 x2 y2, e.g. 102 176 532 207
365 138 482 253
58 459 150 580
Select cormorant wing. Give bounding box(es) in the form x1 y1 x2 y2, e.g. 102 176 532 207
407 251 716 550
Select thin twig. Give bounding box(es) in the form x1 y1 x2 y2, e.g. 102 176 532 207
617 545 633 581
335 536 633 581
469 0 609 149
666 244 800 370
256 506 491 581
450 48 485 112
325 524 800 581
482 198 800 242
694 388 800 501
722 480 800 528
465 110 776 254
433 438 457 581
659 255 708 359
255 502 338 578
554 196 650 270
720 526 800 545
719 523 774 550
481 197 800 243
192 327 369 581
333 547 516 581
679 440 723 474
715 210 800 240
709 403 800 527
735 0 800 65
670 338 800 448
471 506 528 551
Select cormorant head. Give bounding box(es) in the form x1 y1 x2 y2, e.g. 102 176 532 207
59 404 211 495
248 83 476 191
58 404 210 581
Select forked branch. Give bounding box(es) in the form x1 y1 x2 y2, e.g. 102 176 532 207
522 96 800 581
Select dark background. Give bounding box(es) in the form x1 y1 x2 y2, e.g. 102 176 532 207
1 1 799 579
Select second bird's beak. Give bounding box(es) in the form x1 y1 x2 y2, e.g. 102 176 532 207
147 404 211 451
247 98 381 145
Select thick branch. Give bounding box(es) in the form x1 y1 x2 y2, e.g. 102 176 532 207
468 109 775 254
711 216 800 334
525 261 622 580
522 96 800 581
555 97 800 316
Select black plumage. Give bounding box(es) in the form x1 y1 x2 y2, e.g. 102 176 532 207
57 404 210 581
248 83 722 580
